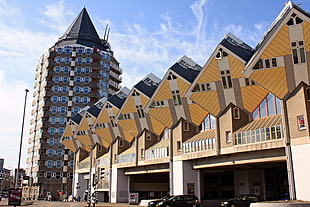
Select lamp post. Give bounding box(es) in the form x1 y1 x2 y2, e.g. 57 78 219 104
15 89 29 189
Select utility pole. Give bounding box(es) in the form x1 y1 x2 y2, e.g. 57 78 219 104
15 89 29 189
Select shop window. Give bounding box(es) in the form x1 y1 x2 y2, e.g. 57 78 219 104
297 115 306 130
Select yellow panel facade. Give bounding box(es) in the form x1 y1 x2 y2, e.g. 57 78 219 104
79 118 90 131
63 127 74 137
251 67 288 99
303 21 310 52
241 86 269 113
177 78 190 96
118 119 138 136
121 96 136 114
198 58 220 83
150 117 166 136
123 129 135 142
61 141 76 152
95 128 112 143
189 104 209 126
190 91 220 116
149 107 173 128
77 135 92 151
140 94 149 108
229 55 245 79
261 26 291 59
96 110 110 123
153 79 171 101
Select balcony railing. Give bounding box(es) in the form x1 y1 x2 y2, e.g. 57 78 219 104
234 124 283 145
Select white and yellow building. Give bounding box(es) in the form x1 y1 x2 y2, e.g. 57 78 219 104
61 1 310 204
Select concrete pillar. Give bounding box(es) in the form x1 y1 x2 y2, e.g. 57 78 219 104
110 167 129 203
291 143 310 201
172 160 199 197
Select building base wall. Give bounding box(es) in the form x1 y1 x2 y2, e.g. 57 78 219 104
291 143 310 201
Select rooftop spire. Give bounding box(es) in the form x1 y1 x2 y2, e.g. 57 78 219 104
56 7 110 50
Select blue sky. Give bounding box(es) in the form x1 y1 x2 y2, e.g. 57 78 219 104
0 0 309 169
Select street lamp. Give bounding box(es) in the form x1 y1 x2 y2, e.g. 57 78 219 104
15 89 29 189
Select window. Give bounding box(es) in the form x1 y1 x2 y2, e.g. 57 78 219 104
59 106 67 114
119 140 124 147
85 67 91 73
286 13 303 26
252 93 282 120
172 90 182 105
56 48 63 54
177 141 181 151
297 115 306 130
48 127 56 135
141 149 145 158
76 57 83 64
45 171 52 179
47 149 55 157
51 106 57 113
146 132 151 141
48 138 55 146
200 114 216 131
183 121 190 131
233 107 240 119
75 77 82 83
245 78 255 86
75 67 82 73
221 70 233 89
253 58 278 70
226 131 231 143
83 87 90 94
55 160 63 168
136 105 145 118
291 41 306 64
63 67 70 73
57 149 64 157
55 172 62 180
49 117 56 124
85 58 92 64
53 76 60 83
46 160 53 168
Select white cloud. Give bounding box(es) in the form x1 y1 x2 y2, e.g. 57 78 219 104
39 0 74 33
0 70 32 169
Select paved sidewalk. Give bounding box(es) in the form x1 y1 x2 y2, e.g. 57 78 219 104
0 199 140 207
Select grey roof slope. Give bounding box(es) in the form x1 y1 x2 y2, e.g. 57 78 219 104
170 63 199 83
71 114 83 124
108 94 126 109
220 38 253 62
134 81 158 98
56 8 109 50
87 105 100 117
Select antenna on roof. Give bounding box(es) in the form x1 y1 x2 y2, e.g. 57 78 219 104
103 24 109 41
106 27 110 42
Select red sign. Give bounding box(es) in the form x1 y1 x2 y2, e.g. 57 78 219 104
8 188 22 206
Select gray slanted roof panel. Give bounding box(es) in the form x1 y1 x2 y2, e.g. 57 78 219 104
71 114 82 124
87 105 100 117
57 8 106 50
108 94 126 109
170 63 199 83
134 81 158 98
220 38 253 62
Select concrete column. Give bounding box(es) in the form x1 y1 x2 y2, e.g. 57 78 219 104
110 167 129 203
172 160 199 197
